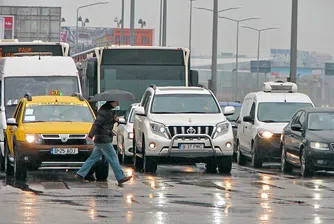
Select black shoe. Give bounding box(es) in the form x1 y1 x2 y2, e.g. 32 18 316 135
74 174 89 182
118 175 132 186
85 174 96 181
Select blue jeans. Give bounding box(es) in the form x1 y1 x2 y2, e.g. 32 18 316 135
77 143 126 181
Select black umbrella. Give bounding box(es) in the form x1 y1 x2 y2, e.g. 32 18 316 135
89 89 138 102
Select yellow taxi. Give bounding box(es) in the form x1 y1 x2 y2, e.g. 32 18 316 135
4 91 103 179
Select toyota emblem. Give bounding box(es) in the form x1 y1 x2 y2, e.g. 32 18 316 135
186 127 196 134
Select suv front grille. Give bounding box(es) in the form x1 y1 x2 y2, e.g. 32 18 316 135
167 126 214 138
40 134 87 145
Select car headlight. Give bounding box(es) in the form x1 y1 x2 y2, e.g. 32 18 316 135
150 121 167 137
86 135 95 145
213 122 230 138
25 134 42 144
310 142 329 150
258 129 274 139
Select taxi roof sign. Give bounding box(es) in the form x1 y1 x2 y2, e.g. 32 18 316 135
49 90 63 96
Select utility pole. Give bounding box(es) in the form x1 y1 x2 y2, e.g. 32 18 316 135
162 0 167 46
159 0 163 46
211 0 218 95
289 0 298 83
130 0 135 45
121 0 125 44
188 0 195 52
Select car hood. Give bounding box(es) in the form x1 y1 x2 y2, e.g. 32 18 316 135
150 114 226 126
258 122 288 134
306 130 334 143
22 122 93 134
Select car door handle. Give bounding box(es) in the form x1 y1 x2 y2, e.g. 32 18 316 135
245 126 248 129
237 120 241 124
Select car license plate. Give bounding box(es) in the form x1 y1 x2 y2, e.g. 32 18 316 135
50 148 79 155
178 144 204 150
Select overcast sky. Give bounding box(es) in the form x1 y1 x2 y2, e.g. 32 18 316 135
2 0 333 57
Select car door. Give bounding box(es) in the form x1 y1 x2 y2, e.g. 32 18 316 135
244 101 256 154
291 111 306 161
118 106 131 149
6 101 23 155
284 111 301 164
136 91 152 150
238 98 252 151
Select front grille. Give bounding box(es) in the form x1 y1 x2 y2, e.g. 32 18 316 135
42 139 86 145
167 126 214 138
40 134 87 145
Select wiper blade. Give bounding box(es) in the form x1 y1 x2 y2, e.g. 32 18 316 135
261 120 278 123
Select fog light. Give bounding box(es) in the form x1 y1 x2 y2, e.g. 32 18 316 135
24 156 29 161
226 142 232 149
149 142 156 150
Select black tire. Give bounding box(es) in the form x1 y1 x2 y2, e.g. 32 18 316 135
14 146 27 180
94 157 109 181
237 142 246 166
218 156 233 174
301 149 313 177
5 141 13 175
232 152 237 163
251 142 263 168
0 147 4 171
281 145 293 173
206 157 217 173
145 157 158 173
133 137 143 171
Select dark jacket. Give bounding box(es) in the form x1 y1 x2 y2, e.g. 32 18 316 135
88 102 116 143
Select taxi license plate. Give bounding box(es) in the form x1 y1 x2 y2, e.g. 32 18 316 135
178 144 204 150
50 148 79 155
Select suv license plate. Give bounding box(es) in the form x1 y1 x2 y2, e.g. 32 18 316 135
178 144 204 150
51 148 79 155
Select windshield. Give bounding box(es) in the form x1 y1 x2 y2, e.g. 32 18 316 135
221 106 241 121
258 102 313 123
151 94 220 114
308 112 334 130
101 65 185 116
23 104 94 123
4 76 80 118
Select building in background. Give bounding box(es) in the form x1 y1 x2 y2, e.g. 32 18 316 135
0 6 62 42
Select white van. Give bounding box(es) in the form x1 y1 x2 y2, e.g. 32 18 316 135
0 56 82 169
236 81 314 168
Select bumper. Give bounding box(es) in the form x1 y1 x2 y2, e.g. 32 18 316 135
143 131 234 158
16 141 94 169
255 134 281 161
123 138 134 157
307 148 334 171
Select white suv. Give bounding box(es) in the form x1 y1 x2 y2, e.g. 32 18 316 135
133 85 235 174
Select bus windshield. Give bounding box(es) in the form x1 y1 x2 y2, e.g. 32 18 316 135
4 76 80 118
101 65 186 115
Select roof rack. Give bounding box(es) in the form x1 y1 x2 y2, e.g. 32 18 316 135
24 93 32 101
72 93 85 101
13 52 53 57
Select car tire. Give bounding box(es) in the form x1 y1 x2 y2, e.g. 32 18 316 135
281 145 293 173
14 146 27 180
301 149 313 177
232 153 237 163
4 141 13 175
133 138 143 171
0 149 4 171
145 157 157 173
206 157 217 173
237 142 246 166
218 156 232 174
251 142 263 168
95 157 109 181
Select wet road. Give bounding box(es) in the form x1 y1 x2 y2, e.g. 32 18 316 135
0 163 334 224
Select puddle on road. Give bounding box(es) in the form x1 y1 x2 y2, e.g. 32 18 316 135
250 181 285 190
41 182 69 190
48 199 83 207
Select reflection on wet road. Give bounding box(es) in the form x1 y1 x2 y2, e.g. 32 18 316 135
1 164 334 223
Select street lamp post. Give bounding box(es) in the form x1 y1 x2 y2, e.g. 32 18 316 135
219 16 260 100
241 26 279 90
76 2 109 49
121 0 125 44
188 0 195 52
194 5 241 96
290 0 298 83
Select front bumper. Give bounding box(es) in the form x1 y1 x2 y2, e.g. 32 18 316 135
15 141 94 169
255 134 281 161
143 131 234 158
307 148 334 171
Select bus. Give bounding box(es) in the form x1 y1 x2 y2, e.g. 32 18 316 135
0 39 70 57
72 45 199 115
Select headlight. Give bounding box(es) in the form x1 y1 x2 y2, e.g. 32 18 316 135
150 121 167 138
310 142 329 150
128 132 134 139
213 122 230 138
25 134 35 143
86 135 94 145
258 129 274 139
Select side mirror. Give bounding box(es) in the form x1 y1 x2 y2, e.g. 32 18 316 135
134 107 146 116
190 70 199 86
224 106 235 116
243 116 253 123
118 117 126 125
7 118 17 126
291 123 302 131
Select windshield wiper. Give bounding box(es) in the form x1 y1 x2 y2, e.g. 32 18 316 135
261 120 279 123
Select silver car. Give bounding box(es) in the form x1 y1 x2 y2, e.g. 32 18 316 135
116 103 140 164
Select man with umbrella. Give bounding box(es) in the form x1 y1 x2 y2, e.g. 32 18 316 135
74 90 137 186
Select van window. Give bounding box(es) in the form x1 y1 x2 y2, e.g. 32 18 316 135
250 102 256 119
240 98 252 118
257 102 313 123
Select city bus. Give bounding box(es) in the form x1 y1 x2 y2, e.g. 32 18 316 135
72 45 199 115
0 39 70 57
